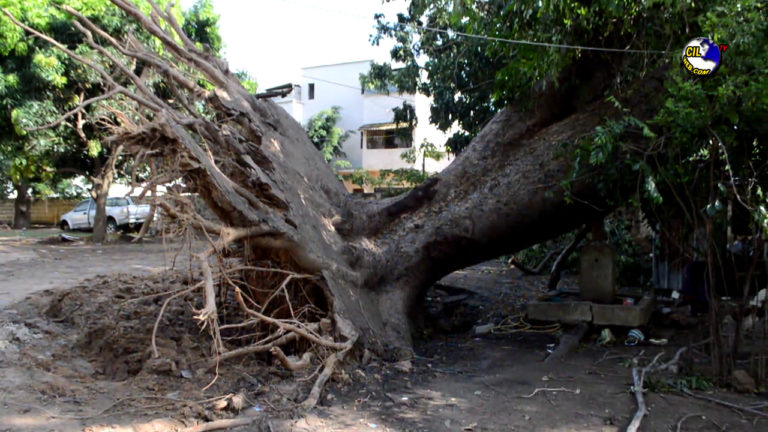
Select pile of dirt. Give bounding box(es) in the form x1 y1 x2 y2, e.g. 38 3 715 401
43 272 206 381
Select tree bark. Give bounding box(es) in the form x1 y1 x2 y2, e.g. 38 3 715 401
12 181 31 230
91 144 123 243
5 0 665 359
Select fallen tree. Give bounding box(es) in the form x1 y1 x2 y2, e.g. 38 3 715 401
3 0 663 381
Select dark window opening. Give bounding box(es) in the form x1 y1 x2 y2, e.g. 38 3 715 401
308 83 315 100
365 129 411 149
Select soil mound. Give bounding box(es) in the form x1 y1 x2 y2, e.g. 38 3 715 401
44 272 205 380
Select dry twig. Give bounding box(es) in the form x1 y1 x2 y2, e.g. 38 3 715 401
179 416 261 432
627 352 664 432
520 387 581 398
676 413 705 432
677 386 768 418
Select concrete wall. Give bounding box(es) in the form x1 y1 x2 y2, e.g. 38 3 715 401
296 60 454 173
301 60 368 168
413 93 454 172
362 148 411 171
0 199 80 226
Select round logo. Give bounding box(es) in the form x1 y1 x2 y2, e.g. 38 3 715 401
681 37 721 76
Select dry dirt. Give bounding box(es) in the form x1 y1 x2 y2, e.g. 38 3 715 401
0 233 172 309
0 234 765 431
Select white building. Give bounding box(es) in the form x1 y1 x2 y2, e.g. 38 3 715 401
271 60 453 182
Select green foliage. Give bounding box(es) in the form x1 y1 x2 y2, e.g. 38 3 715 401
346 168 432 196
391 101 417 147
0 0 224 204
182 0 222 54
305 106 349 163
346 169 377 189
645 375 715 393
401 139 446 174
367 0 687 153
369 0 766 293
234 70 258 94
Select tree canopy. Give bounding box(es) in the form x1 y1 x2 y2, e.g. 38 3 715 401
367 0 767 232
0 0 223 229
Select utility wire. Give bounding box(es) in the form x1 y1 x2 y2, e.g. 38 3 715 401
408 23 672 54
301 75 413 102
283 0 672 55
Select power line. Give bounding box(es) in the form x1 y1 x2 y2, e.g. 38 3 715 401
409 24 672 54
301 75 413 102
283 0 671 55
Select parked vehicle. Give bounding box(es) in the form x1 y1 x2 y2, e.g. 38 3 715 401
59 197 153 233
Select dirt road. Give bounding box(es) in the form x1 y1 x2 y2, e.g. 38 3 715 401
0 234 761 432
0 233 173 309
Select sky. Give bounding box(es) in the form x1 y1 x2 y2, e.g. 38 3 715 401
179 0 407 90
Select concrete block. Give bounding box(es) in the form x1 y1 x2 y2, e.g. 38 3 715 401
526 300 592 324
580 242 616 303
592 295 654 327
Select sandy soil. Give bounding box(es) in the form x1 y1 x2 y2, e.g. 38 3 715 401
0 237 764 432
0 234 173 309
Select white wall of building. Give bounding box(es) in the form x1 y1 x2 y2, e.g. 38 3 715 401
301 61 368 168
273 59 455 174
413 93 454 172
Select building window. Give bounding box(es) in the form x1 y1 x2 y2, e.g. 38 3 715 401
365 129 411 149
308 83 315 100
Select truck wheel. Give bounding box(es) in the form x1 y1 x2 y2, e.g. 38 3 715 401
60 221 70 231
106 218 118 234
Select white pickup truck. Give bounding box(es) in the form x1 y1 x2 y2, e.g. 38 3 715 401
59 197 153 233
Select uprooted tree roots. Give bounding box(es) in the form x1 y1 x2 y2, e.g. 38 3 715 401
4 0 360 409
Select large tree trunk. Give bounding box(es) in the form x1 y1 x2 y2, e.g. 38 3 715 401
12 181 31 230
5 0 662 366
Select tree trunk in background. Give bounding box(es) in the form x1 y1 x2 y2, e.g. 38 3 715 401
91 183 109 243
12 181 31 230
91 144 123 243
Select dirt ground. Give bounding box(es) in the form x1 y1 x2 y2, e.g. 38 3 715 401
0 232 765 431
0 231 173 309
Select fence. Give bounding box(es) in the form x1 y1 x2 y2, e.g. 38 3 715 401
0 199 81 226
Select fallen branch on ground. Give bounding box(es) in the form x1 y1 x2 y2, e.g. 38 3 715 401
627 352 664 432
520 387 581 398
179 415 261 432
545 322 589 364
675 413 705 432
677 386 768 418
626 347 688 432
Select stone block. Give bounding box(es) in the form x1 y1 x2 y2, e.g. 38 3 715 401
592 295 654 327
526 300 592 324
580 242 616 303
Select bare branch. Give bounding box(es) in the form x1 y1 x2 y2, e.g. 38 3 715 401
26 88 121 132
